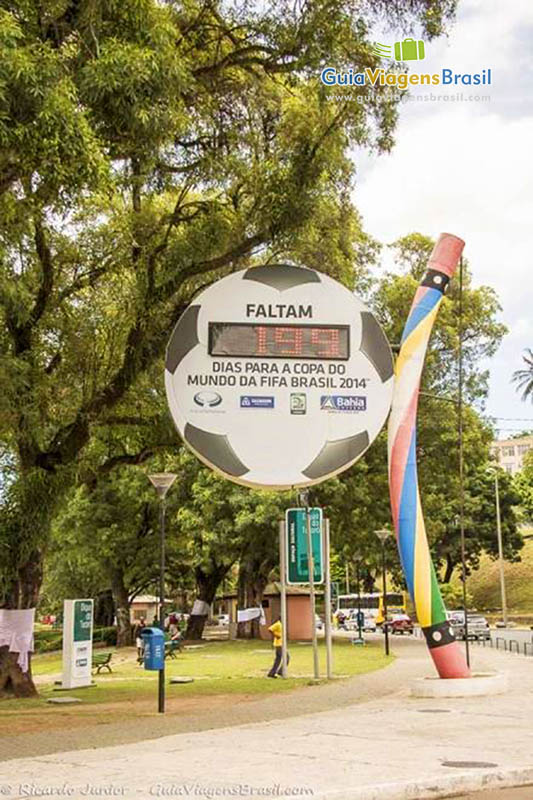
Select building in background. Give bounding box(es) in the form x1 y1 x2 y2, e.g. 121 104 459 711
490 434 533 475
216 583 322 641
130 595 173 624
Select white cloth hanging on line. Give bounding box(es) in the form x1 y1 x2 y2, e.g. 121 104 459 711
0 608 35 673
237 607 266 625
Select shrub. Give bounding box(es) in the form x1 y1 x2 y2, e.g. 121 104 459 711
33 625 118 652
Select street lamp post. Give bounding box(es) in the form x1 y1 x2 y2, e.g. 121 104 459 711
487 466 508 628
375 529 392 656
148 472 177 714
354 554 363 641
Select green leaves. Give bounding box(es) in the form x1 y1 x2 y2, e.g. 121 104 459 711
0 0 460 612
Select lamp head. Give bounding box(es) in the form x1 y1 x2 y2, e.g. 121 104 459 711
148 472 177 498
374 528 392 544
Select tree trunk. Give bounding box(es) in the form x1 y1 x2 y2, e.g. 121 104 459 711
443 554 455 584
0 648 38 698
94 590 115 627
1 468 65 697
185 565 228 640
0 549 44 698
110 570 132 647
237 564 269 639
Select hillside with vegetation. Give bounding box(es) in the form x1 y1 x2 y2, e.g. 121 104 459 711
450 530 533 622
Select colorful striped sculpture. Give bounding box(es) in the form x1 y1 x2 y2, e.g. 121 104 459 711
388 233 471 679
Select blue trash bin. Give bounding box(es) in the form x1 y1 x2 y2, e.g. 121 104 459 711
142 627 165 671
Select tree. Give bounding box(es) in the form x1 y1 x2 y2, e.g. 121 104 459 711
434 465 522 582
46 458 198 646
515 450 533 525
375 234 507 404
512 349 533 403
173 450 287 639
316 234 515 590
0 0 459 694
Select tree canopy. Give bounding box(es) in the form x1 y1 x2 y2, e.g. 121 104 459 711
0 0 460 619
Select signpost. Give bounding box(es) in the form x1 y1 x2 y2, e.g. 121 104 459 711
324 519 333 679
286 507 323 584
279 521 288 679
61 599 93 689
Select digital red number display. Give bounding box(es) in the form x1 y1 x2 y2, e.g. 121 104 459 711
208 323 350 360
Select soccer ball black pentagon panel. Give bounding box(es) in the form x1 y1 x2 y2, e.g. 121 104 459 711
165 265 394 489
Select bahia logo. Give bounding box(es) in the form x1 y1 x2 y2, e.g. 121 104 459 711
194 391 222 407
321 395 367 412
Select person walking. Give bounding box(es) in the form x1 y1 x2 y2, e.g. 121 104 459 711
134 617 146 663
267 616 289 678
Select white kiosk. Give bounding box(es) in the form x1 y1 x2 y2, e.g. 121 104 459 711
61 598 94 689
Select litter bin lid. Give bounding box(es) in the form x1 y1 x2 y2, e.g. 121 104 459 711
141 626 164 637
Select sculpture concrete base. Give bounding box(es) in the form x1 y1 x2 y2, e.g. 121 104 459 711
411 671 508 698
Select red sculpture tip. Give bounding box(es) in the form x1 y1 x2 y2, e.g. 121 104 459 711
428 233 465 279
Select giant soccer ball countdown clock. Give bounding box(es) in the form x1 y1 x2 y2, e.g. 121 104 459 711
165 265 394 489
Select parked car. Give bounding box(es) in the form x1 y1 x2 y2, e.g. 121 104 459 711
389 614 414 635
453 613 490 641
217 614 229 627
447 610 464 622
345 610 377 633
315 614 324 631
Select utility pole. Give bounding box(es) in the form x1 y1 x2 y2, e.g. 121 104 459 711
375 529 391 657
487 466 508 627
457 257 470 667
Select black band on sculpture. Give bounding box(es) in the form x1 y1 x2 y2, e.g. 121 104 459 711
421 268 451 294
422 620 456 649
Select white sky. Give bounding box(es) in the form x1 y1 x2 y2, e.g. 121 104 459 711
354 0 533 438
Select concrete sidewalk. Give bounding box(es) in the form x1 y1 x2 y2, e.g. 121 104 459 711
2 638 533 800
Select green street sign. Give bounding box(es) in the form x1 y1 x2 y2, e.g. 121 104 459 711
73 599 93 642
286 508 324 584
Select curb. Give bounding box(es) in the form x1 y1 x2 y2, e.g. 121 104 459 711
306 766 533 800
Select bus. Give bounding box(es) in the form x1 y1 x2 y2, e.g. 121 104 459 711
336 592 407 624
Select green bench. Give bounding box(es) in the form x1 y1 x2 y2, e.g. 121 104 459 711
92 651 113 674
165 639 183 659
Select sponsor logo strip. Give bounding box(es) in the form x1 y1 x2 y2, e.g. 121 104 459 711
320 395 367 412
240 396 275 408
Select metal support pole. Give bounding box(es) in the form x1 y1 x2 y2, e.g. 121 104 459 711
279 521 288 678
356 560 362 640
159 497 166 714
494 472 508 627
305 502 320 680
324 518 333 679
458 256 470 667
345 563 350 594
382 542 390 657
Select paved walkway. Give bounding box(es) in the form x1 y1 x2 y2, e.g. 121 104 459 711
1 637 533 800
0 637 408 761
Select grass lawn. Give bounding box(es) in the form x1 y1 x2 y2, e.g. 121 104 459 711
1 638 393 722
